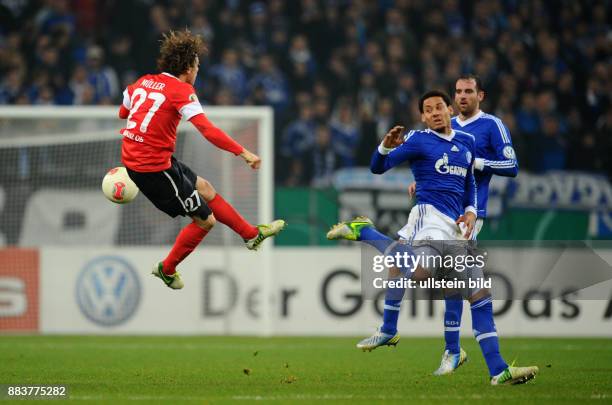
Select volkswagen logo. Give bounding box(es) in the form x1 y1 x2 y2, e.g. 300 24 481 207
76 256 141 327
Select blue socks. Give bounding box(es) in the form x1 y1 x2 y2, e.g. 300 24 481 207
471 296 508 376
444 294 463 354
380 275 407 335
359 226 394 254
359 226 411 336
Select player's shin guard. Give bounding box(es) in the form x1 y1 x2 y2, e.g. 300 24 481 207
444 294 463 354
471 296 508 376
359 226 394 253
162 221 209 275
207 193 258 240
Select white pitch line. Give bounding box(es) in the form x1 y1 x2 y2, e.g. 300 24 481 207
0 341 352 351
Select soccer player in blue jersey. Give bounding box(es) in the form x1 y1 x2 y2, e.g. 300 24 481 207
327 90 538 385
406 75 519 375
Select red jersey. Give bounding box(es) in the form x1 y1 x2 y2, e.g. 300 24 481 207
120 72 204 172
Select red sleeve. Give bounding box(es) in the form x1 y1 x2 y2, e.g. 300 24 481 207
118 104 129 119
171 83 204 120
190 113 245 155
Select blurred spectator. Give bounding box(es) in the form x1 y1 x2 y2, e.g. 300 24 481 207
375 98 396 142
35 0 76 36
248 2 270 55
323 49 354 98
190 15 214 45
394 72 417 116
536 115 567 173
444 0 465 38
312 97 330 124
280 102 315 160
84 45 119 104
248 54 289 114
330 99 360 168
208 48 247 103
107 36 137 88
69 65 94 105
569 131 600 173
307 125 338 188
0 69 23 104
515 92 540 136
288 34 316 75
357 72 378 119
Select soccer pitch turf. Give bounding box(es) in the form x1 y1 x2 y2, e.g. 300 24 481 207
0 336 610 403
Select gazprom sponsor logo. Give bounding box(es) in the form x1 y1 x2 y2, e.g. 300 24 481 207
435 153 467 177
76 256 141 327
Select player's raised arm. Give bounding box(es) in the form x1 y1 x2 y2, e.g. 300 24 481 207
474 120 518 177
168 71 259 169
189 113 243 155
370 126 419 174
189 113 261 169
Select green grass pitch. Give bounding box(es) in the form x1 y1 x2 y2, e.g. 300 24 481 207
0 336 610 403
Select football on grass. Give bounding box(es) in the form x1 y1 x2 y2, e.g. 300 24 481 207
102 167 139 204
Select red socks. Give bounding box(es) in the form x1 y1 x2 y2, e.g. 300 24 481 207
162 221 208 275
207 194 258 240
162 194 256 275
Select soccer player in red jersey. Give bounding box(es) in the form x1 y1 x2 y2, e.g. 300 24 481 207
118 30 285 289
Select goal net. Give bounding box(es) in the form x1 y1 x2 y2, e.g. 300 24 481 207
0 106 273 247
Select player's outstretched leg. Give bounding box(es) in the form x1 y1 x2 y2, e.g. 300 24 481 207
327 216 374 241
327 216 399 256
434 293 467 375
245 219 287 251
154 217 213 289
201 180 285 250
328 217 412 351
470 295 539 385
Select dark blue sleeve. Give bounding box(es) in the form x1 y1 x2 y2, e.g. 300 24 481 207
370 133 421 174
463 138 477 213
482 120 518 177
464 164 477 213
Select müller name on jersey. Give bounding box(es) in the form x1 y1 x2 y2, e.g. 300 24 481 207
141 79 166 91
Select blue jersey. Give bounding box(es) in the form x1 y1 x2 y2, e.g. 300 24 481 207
452 111 518 218
371 129 477 221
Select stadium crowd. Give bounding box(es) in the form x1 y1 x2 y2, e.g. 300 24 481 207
0 0 610 186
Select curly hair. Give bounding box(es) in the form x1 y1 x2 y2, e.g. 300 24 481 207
157 30 206 76
419 90 452 113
